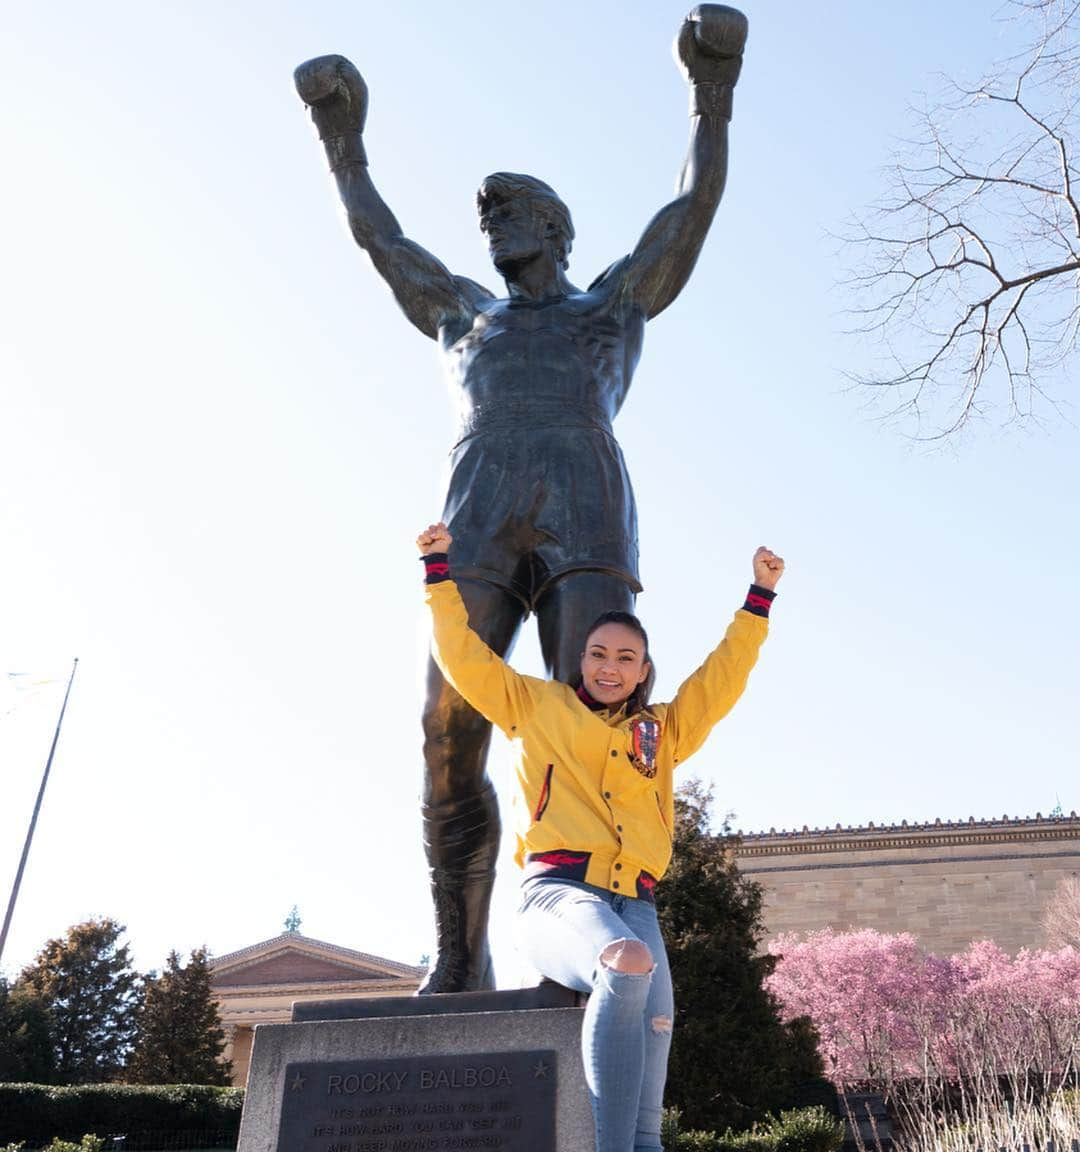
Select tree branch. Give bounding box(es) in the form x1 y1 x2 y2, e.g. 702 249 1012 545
842 0 1080 439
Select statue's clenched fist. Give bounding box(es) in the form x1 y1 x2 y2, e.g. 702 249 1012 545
675 5 748 89
294 54 368 140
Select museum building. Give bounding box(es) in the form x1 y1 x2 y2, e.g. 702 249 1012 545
209 932 424 1086
729 811 1080 955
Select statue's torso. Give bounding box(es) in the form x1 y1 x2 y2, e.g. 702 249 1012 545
441 290 644 434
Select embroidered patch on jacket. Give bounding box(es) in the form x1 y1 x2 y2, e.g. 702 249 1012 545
629 718 661 778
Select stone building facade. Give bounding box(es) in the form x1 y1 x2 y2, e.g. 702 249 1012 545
730 813 1080 955
209 932 424 1086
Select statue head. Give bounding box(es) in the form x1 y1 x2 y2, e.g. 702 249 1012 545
477 173 575 273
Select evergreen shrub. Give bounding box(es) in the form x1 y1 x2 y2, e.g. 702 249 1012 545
2 1140 103 1152
765 1106 845 1152
0 1084 243 1150
664 1105 845 1152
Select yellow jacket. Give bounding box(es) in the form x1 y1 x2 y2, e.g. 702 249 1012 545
425 578 769 897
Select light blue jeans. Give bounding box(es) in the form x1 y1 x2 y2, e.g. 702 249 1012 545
515 878 674 1152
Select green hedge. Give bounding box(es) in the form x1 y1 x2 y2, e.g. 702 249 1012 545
5 1139 106 1152
664 1105 846 1152
0 1084 243 1150
2 1089 841 1152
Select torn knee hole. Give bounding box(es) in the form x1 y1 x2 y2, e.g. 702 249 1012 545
598 938 653 975
651 1014 673 1034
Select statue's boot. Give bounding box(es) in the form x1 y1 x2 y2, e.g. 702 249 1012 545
417 783 500 994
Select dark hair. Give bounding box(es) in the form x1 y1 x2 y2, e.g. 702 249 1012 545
580 610 656 714
476 172 575 268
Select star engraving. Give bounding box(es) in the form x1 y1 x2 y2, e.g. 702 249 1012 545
290 1071 307 1092
533 1059 551 1080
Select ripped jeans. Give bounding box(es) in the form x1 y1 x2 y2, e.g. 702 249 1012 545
515 877 674 1152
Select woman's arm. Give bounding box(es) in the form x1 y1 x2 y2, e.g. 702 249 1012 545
666 546 784 762
418 522 541 735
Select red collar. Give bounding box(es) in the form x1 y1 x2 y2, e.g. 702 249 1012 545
576 683 635 720
575 683 606 711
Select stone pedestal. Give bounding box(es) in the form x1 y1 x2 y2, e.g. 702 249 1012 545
237 988 592 1152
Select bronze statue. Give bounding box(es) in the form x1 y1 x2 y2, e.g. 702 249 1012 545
295 4 748 994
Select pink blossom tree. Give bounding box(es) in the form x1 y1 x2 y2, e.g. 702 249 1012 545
765 929 955 1084
765 928 1080 1147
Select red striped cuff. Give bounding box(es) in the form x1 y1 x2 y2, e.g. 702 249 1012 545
422 553 451 584
743 583 776 618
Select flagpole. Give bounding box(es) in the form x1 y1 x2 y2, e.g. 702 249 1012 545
0 657 79 969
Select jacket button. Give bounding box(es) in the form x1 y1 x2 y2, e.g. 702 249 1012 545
614 863 622 871
612 881 620 889
610 750 618 757
616 824 623 833
604 791 611 799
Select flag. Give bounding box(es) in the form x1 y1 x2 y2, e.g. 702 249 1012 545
2 672 66 717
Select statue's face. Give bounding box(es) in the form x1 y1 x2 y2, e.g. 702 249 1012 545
480 199 548 274
580 622 651 708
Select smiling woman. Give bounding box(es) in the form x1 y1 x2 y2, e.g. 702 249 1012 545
415 518 783 1152
578 612 655 714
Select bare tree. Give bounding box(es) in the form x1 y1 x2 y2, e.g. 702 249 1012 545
845 1 1080 440
1042 873 1080 948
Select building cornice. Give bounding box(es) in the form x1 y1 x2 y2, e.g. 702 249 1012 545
209 932 425 979
216 977 420 1007
728 813 1080 859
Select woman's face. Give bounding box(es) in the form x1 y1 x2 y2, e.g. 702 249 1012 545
580 622 651 707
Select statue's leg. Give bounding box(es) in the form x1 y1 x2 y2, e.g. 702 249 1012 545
418 577 525 995
535 571 637 683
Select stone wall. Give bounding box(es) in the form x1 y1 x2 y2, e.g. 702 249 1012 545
729 813 1080 955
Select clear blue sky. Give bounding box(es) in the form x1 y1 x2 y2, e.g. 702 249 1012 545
2 1 1077 985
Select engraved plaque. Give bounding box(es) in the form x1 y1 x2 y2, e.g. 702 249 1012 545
277 1050 557 1152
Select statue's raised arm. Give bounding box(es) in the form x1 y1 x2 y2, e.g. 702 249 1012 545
294 56 492 340
609 5 748 320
